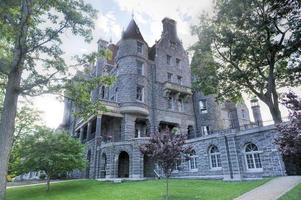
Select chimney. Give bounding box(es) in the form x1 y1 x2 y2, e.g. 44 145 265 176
162 18 179 42
250 97 263 126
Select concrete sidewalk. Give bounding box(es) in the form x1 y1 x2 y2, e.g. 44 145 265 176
235 176 301 200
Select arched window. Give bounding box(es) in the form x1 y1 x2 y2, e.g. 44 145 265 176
209 146 222 169
189 150 198 171
245 143 262 170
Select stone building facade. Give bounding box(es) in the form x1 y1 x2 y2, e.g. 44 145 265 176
61 18 286 180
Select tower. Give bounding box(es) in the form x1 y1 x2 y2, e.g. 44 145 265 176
250 97 263 126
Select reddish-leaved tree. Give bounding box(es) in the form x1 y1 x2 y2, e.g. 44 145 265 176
275 92 301 174
140 130 193 200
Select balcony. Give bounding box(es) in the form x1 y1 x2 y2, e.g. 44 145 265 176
99 99 122 117
163 81 192 98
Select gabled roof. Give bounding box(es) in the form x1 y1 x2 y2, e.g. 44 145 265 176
122 19 145 42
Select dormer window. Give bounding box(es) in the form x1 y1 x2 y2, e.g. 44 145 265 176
137 41 143 54
167 54 171 65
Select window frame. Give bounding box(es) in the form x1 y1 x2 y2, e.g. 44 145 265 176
136 60 144 76
136 85 144 102
137 41 143 54
189 151 198 172
244 143 263 172
167 73 173 82
199 99 208 113
167 54 171 65
177 76 182 85
209 146 222 170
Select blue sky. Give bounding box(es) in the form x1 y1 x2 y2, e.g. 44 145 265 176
32 0 297 128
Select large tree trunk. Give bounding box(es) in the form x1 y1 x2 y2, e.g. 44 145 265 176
0 69 23 199
267 101 282 124
0 1 30 199
165 177 169 200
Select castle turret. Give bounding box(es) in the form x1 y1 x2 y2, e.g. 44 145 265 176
116 19 149 116
250 97 263 126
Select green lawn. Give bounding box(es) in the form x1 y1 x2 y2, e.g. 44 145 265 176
279 183 301 200
6 179 270 200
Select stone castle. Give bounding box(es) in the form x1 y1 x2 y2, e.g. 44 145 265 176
61 17 286 180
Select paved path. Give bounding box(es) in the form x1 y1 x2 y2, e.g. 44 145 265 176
235 176 301 200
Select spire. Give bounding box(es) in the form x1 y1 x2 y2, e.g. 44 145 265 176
122 19 145 42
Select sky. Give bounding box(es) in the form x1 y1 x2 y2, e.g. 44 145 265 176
32 0 298 128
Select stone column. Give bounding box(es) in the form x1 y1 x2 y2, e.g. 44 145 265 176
223 134 242 180
93 116 102 179
123 114 135 141
132 146 143 178
79 127 84 143
87 121 92 141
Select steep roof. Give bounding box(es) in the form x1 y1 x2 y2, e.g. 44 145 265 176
122 19 145 42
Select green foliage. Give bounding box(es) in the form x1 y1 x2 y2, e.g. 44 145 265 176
18 127 85 190
191 0 301 122
8 104 41 177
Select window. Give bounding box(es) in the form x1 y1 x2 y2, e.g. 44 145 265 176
176 58 181 67
168 95 175 110
137 60 144 75
137 41 143 53
100 86 105 99
242 109 246 119
175 160 181 171
201 126 210 135
178 98 184 112
167 73 173 82
245 143 262 170
199 100 207 113
177 76 182 85
209 146 222 169
115 87 118 102
167 54 171 65
189 150 198 171
135 123 146 138
136 86 144 102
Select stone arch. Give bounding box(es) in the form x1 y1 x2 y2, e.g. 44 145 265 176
118 151 130 178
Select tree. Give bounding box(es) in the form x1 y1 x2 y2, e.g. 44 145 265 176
18 126 86 191
8 104 41 178
191 0 301 124
140 130 193 200
0 0 105 198
275 92 301 174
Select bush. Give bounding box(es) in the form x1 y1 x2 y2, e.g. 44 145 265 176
39 174 46 180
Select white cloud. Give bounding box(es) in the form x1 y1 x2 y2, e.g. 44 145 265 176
95 11 122 41
114 0 213 48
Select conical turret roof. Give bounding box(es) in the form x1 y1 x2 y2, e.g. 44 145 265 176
122 19 145 42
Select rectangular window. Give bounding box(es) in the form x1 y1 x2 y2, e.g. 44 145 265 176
137 60 144 75
167 54 171 65
168 96 174 110
136 86 144 102
199 100 208 113
176 58 181 67
201 126 210 135
177 76 182 85
178 99 184 112
189 156 198 170
167 73 173 82
137 41 143 53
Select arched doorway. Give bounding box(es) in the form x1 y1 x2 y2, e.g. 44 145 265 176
86 150 91 178
118 151 129 178
143 154 155 177
100 153 107 178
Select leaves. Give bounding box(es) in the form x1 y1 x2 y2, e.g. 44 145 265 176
140 130 193 178
18 126 86 178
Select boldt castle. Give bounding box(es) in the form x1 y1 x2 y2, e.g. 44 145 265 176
61 17 286 180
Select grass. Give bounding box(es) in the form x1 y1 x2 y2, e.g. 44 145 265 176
279 183 301 200
6 178 270 200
